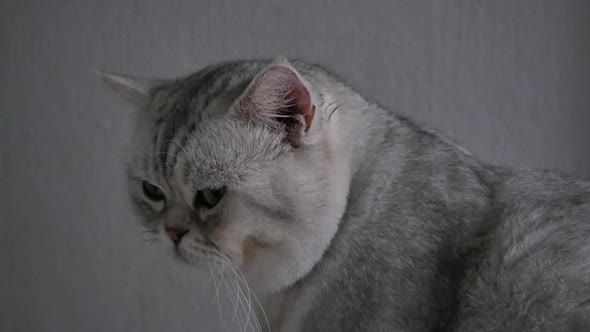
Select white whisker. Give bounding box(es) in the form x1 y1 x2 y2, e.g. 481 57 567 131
208 264 224 329
233 272 253 332
220 260 244 332
163 139 192 161
220 254 268 332
147 151 178 159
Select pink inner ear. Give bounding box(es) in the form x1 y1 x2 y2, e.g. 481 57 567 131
237 65 315 146
284 79 314 132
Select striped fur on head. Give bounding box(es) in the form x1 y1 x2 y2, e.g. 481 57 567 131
101 58 351 299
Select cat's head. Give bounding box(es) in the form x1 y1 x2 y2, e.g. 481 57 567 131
100 59 350 294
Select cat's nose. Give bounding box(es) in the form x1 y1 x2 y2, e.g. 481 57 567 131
165 227 188 244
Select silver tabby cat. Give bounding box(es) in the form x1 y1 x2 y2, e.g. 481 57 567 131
101 58 590 331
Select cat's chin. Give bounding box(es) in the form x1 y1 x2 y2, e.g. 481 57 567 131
173 247 200 265
174 243 226 269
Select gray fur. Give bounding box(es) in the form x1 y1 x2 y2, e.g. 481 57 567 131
102 58 590 331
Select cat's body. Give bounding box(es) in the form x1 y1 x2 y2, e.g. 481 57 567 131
102 59 590 331
262 137 590 331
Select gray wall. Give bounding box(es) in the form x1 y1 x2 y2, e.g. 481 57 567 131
1 1 589 331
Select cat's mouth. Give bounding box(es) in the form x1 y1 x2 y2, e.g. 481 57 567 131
174 240 228 267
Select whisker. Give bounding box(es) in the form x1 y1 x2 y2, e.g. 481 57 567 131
209 264 224 330
143 238 160 246
232 271 253 332
323 101 338 112
218 257 253 332
222 259 252 332
147 151 178 158
221 255 267 332
222 262 243 331
232 269 260 332
235 268 267 332
142 238 158 243
328 104 341 121
163 139 192 160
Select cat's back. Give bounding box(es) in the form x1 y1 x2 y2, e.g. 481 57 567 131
491 169 590 260
455 169 590 331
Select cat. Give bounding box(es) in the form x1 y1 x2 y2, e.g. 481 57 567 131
100 57 590 331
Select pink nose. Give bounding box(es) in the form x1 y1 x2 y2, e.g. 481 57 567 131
165 227 188 244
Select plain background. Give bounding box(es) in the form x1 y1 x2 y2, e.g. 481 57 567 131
1 1 589 331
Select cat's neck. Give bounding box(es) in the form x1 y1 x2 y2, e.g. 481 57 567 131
316 84 401 182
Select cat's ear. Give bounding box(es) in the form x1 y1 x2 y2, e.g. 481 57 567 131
96 71 162 107
233 62 316 147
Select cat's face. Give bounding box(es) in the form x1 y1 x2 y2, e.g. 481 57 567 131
101 60 350 294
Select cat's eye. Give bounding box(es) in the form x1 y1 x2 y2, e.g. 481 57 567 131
142 181 165 202
194 187 226 209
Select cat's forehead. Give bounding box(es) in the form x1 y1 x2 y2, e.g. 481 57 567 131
131 60 287 189
180 121 289 188
133 119 288 191
147 60 268 121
